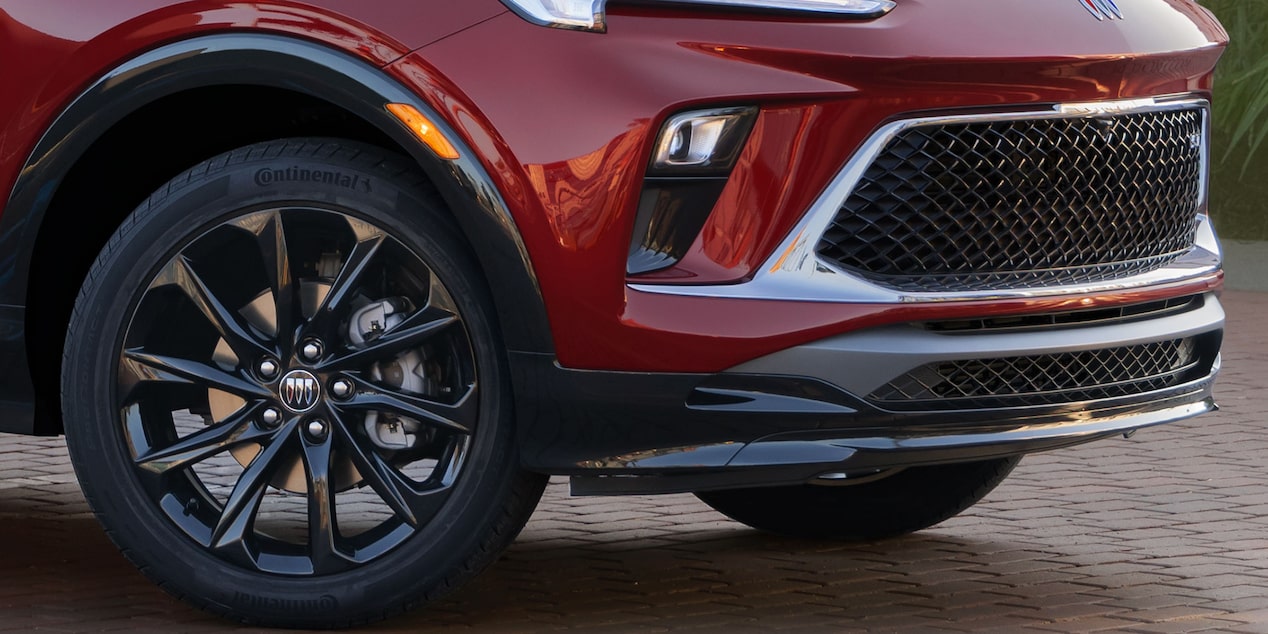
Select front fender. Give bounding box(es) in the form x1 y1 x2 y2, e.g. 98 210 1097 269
0 33 553 434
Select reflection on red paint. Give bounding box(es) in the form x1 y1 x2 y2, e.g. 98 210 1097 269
527 129 647 251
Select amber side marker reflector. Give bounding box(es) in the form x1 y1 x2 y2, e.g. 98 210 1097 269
386 103 460 160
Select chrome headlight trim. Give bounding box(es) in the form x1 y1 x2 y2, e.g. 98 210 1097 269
630 0 896 18
500 0 608 32
501 0 896 31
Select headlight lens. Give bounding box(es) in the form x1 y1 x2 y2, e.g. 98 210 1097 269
499 0 608 31
501 0 895 32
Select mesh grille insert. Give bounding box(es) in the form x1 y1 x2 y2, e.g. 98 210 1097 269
869 338 1201 410
818 108 1204 293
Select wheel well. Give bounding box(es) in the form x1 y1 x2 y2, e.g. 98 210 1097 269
26 85 422 434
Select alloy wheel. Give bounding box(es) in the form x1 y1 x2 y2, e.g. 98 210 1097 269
116 206 477 576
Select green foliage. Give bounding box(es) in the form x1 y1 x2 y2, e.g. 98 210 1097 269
1202 1 1268 239
1205 1 1268 176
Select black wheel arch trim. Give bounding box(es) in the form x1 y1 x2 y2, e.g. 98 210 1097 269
0 33 553 434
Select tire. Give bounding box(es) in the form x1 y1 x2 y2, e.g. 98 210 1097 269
695 457 1020 540
61 138 546 628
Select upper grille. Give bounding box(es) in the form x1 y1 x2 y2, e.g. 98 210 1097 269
817 107 1204 293
868 338 1204 410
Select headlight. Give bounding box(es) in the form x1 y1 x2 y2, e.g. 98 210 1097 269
635 0 895 17
500 0 896 32
500 0 608 31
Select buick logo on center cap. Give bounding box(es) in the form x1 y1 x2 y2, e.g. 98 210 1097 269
280 370 321 412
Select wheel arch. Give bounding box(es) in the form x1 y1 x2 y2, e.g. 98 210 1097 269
4 33 553 435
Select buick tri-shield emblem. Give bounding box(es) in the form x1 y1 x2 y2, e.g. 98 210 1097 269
1080 0 1123 20
281 370 321 412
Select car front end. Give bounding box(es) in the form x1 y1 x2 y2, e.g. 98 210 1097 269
388 0 1228 491
0 0 1229 625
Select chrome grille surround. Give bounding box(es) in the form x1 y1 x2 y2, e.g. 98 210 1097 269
817 108 1204 293
629 97 1220 304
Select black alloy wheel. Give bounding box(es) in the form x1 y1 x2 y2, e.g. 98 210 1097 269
62 139 545 627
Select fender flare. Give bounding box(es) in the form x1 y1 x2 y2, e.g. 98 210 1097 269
3 33 554 355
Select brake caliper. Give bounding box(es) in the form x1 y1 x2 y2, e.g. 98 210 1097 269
349 298 433 451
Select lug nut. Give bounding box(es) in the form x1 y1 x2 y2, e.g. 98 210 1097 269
257 359 279 378
306 419 329 440
301 340 324 362
330 379 354 399
260 407 282 427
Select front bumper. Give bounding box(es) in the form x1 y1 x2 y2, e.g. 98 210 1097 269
514 294 1223 494
407 1 1229 492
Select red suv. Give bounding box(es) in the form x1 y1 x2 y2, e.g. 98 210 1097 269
0 0 1227 627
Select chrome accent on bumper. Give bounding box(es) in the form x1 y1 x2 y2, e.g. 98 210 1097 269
727 395 1216 468
728 292 1223 397
629 96 1218 304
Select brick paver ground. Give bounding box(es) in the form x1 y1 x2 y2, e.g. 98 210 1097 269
1 291 1265 633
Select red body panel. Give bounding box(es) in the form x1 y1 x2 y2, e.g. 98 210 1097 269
0 0 1228 373
0 0 505 217
389 0 1227 371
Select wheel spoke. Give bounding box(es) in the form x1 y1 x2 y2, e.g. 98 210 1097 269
122 349 272 400
153 256 276 360
331 412 450 529
304 235 387 342
300 432 355 574
134 402 268 474
317 307 458 372
244 211 301 358
209 486 268 568
210 420 296 554
336 376 475 435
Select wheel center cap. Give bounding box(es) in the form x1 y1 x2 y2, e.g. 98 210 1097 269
279 369 322 413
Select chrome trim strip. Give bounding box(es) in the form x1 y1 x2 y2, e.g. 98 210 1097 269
727 293 1223 397
727 372 1219 469
630 96 1218 304
743 398 1216 459
666 0 896 17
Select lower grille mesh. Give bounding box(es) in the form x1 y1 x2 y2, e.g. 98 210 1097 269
869 338 1201 409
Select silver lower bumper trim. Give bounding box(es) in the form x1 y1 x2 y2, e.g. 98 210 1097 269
729 293 1224 397
728 395 1216 469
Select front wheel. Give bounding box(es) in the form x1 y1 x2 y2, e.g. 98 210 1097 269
62 139 545 627
696 457 1020 540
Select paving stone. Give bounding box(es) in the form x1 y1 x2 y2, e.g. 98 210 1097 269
0 290 1264 632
